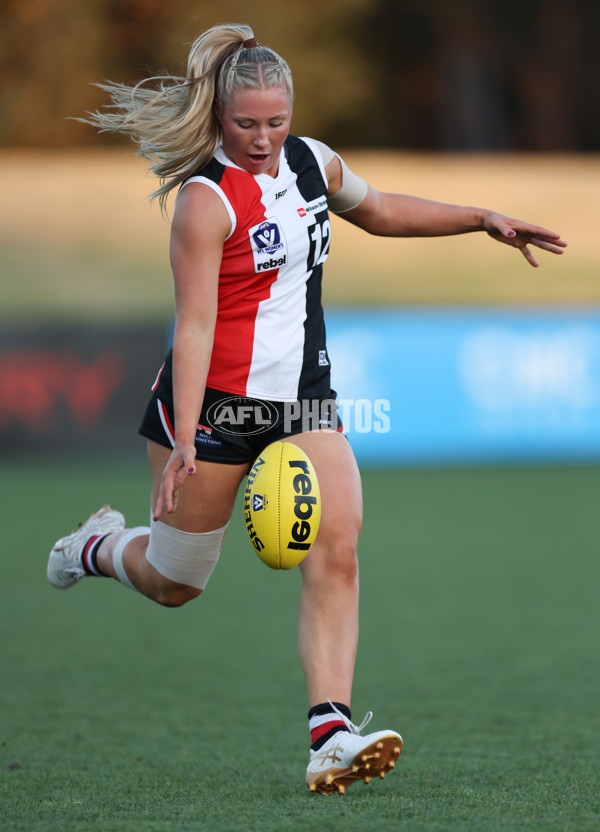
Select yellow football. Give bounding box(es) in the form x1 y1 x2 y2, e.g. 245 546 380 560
243 440 321 569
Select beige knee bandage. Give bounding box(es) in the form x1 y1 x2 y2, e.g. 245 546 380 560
145 519 228 590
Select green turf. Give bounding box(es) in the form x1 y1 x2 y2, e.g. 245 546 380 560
1 461 599 831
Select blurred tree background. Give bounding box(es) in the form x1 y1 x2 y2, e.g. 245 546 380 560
1 0 598 151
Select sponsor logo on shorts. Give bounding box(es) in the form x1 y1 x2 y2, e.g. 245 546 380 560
206 397 279 436
195 426 224 448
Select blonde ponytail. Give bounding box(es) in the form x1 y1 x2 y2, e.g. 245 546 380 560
83 23 294 211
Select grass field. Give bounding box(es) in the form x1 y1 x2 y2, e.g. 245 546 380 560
2 459 599 831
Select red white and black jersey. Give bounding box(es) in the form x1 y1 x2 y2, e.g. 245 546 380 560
153 135 333 404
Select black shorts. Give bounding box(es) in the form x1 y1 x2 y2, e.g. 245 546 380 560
138 387 342 465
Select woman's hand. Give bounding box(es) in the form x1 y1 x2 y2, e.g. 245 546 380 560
483 212 568 267
153 443 197 521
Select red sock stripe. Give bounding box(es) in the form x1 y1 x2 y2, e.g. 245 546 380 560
82 535 101 572
310 719 347 745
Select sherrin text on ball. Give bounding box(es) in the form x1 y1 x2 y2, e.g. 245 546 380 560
243 441 321 569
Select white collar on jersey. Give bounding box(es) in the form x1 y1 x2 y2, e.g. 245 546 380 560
215 143 286 180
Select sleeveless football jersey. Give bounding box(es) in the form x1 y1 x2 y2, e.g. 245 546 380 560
154 135 333 405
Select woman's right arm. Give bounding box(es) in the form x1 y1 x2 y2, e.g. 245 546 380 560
153 183 231 519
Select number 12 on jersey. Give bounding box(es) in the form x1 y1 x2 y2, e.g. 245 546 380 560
308 212 331 270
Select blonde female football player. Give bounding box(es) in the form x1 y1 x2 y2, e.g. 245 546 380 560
47 23 567 794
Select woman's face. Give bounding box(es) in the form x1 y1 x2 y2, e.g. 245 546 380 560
216 85 292 177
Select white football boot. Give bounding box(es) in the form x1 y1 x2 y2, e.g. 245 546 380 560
47 505 125 589
306 701 403 794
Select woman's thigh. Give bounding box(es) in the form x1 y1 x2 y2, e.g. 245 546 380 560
148 440 250 532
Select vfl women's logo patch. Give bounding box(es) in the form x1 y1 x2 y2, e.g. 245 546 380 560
249 218 288 273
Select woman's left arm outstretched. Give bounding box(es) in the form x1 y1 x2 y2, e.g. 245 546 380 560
324 155 567 268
